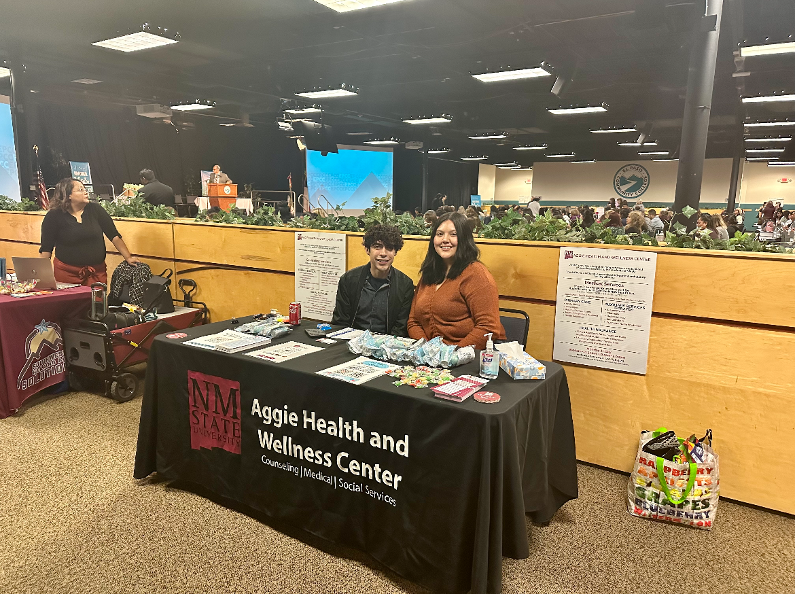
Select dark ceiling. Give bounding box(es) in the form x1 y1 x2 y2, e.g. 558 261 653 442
1 0 794 166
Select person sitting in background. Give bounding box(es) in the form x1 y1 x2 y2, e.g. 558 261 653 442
569 207 581 226
39 178 140 285
423 209 438 227
781 211 794 229
431 193 447 210
465 206 483 234
407 212 505 350
760 200 776 222
604 210 624 234
619 207 631 226
634 198 645 213
527 196 542 217
331 224 414 336
724 212 741 237
647 209 664 233
607 197 617 210
209 164 232 185
580 206 595 228
277 201 292 222
625 211 647 235
137 169 175 208
713 212 730 240
414 207 422 218
695 213 719 239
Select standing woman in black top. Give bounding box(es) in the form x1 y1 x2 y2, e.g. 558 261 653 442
39 178 140 285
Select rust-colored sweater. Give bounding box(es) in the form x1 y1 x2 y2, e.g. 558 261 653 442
407 261 506 350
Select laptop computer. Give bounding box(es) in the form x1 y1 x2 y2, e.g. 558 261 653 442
11 257 81 290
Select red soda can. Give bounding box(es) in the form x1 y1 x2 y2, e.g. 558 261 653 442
289 302 301 325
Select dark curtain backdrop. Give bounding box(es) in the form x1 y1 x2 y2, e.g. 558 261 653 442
428 158 478 209
393 147 423 213
30 101 304 198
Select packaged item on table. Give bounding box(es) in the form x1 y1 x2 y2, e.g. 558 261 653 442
451 346 475 367
385 365 455 388
495 342 546 380
473 391 501 403
479 333 499 379
431 375 490 403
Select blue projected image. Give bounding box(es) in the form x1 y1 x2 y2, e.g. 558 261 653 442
307 147 393 210
0 97 20 201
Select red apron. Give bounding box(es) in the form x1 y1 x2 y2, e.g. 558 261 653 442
53 258 107 285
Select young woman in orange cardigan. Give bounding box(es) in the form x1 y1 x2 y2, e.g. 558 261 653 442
407 212 506 351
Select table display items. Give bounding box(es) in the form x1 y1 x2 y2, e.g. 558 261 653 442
0 279 39 295
431 375 490 403
495 342 546 380
479 333 499 379
316 356 398 385
473 391 501 404
348 331 476 368
384 366 456 389
327 327 366 340
245 341 323 363
234 318 293 339
627 427 719 530
183 329 271 353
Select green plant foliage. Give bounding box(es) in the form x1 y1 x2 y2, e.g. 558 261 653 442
0 196 43 211
361 194 430 236
102 197 175 220
246 204 284 227
194 209 246 225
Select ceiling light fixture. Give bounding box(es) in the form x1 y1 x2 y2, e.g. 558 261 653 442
740 41 795 57
618 141 657 147
403 115 452 125
296 84 358 99
742 93 795 104
768 161 795 166
652 159 679 162
471 66 552 83
572 159 596 163
364 138 400 145
220 123 235 127
0 67 10 78
746 148 786 154
745 137 792 142
469 133 507 139
460 156 488 161
513 145 547 151
638 151 669 156
495 162 518 167
744 121 795 128
346 132 372 136
746 157 774 161
93 25 180 52
171 100 216 111
547 153 576 158
590 127 636 134
72 78 102 85
427 148 450 154
285 106 322 115
311 0 405 13
548 104 608 115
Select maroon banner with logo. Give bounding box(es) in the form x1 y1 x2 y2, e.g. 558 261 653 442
0 287 91 418
187 370 242 454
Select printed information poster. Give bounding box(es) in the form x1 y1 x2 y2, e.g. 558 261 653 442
553 247 657 374
294 231 347 322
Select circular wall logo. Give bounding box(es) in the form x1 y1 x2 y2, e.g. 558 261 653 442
614 164 650 199
223 185 232 195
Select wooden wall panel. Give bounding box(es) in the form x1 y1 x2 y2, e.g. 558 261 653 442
502 299 795 514
173 223 299 272
104 219 175 260
0 212 45 244
173 264 295 323
1 240 45 262
346 234 428 283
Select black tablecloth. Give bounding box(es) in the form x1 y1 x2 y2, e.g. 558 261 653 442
134 320 578 594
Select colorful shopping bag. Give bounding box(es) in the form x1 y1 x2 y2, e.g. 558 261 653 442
627 427 720 530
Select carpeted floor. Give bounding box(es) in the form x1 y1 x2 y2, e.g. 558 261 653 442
1 389 793 594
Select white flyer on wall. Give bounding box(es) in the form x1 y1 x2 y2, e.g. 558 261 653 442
552 247 657 375
294 231 347 322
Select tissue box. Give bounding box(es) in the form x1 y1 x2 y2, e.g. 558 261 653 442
499 352 546 380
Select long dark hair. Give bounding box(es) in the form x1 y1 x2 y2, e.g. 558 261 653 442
49 178 81 212
418 212 479 286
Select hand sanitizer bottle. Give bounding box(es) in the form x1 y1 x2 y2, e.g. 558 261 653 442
479 333 499 380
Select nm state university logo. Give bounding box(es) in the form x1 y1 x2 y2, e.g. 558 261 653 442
614 164 650 199
17 320 65 391
188 371 242 454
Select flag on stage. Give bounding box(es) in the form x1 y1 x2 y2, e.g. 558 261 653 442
35 159 49 209
288 172 292 193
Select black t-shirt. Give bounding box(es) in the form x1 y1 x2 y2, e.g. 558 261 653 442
139 180 175 207
39 202 121 266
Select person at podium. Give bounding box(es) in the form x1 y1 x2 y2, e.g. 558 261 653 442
209 164 232 185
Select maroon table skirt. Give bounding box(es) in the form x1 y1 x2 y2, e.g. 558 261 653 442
0 286 92 418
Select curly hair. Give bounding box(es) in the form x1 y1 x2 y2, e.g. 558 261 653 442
363 224 404 252
49 178 82 213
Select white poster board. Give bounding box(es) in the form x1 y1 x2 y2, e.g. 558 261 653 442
552 247 657 375
294 231 347 322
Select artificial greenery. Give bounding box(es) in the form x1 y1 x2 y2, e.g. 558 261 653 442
362 194 430 236
101 197 175 220
0 196 43 211
194 209 246 225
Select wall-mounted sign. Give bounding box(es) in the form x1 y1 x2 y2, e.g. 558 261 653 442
69 161 92 192
614 163 650 199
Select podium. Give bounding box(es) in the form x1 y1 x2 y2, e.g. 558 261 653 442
208 183 237 211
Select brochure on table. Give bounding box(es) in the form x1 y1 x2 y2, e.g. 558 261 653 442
317 356 398 385
245 341 323 363
294 231 347 322
552 246 657 375
183 329 271 353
